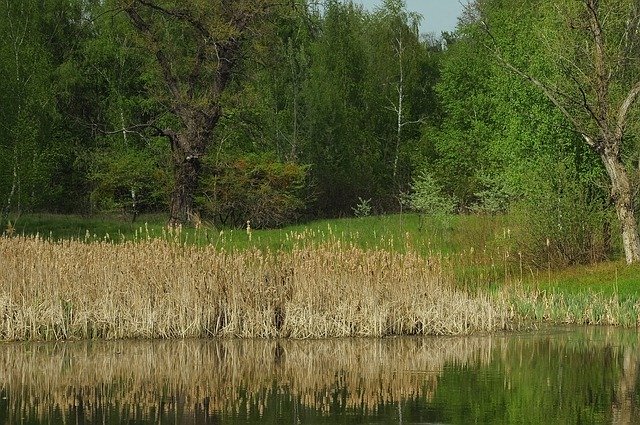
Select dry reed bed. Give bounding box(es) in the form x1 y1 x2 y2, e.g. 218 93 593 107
0 337 496 421
0 235 510 340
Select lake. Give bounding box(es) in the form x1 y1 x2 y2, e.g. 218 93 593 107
0 326 638 424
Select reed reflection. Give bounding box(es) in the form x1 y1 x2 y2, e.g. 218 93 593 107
0 327 638 424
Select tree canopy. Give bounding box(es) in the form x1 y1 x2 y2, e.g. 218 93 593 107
1 0 639 263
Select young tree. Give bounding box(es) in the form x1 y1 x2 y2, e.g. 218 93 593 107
116 0 276 226
478 0 640 263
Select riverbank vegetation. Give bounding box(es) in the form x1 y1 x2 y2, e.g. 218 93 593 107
1 0 640 340
0 228 509 340
1 213 639 341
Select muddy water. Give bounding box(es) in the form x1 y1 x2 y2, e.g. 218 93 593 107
0 326 638 424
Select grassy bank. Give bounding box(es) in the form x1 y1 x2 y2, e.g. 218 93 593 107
6 212 507 252
509 261 640 326
1 213 639 340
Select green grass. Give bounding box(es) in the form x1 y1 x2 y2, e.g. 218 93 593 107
7 213 507 255
523 261 640 299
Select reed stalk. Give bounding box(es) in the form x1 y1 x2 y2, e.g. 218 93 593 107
0 234 511 340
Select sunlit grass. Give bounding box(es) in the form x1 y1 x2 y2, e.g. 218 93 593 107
9 213 506 255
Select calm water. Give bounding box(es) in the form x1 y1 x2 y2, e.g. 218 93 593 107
0 326 638 424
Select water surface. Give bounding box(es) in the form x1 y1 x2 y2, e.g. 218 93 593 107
0 326 638 424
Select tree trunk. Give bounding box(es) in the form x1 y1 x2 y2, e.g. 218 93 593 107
601 151 640 264
169 158 200 227
167 130 206 227
168 155 201 227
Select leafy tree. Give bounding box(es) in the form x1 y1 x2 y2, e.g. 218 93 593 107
77 2 169 217
0 0 89 224
476 0 640 263
367 0 425 187
301 0 376 214
113 0 277 226
427 31 496 208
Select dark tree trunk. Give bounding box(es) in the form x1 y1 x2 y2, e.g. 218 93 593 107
168 155 201 227
167 129 209 227
601 150 640 264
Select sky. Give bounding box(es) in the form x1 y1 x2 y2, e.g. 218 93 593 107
354 0 465 36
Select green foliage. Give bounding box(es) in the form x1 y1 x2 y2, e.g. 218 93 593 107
471 174 511 214
510 160 614 268
428 32 495 208
90 140 170 217
198 155 311 229
0 0 87 217
352 197 372 218
407 167 456 225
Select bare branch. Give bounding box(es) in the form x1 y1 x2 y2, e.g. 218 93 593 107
615 80 640 140
569 73 605 130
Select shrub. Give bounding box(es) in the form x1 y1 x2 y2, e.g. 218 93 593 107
198 154 311 229
90 141 170 219
406 167 457 227
352 197 372 218
471 174 512 214
509 162 614 268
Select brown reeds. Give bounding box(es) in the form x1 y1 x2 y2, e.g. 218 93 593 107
0 234 511 340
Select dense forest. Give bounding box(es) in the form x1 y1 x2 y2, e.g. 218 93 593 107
1 0 640 263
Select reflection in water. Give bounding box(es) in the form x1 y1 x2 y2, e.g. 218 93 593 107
0 327 638 424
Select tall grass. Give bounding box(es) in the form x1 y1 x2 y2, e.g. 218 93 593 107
508 289 640 326
0 233 511 341
3 214 638 340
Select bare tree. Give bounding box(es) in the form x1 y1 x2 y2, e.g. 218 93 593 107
479 0 640 263
118 0 275 226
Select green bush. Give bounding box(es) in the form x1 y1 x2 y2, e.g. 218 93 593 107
509 162 614 268
198 154 311 229
89 141 170 219
407 167 456 212
405 166 457 231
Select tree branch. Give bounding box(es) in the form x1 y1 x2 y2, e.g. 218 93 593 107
585 0 611 123
124 5 182 100
98 122 170 139
136 0 211 38
480 20 599 150
615 80 640 140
